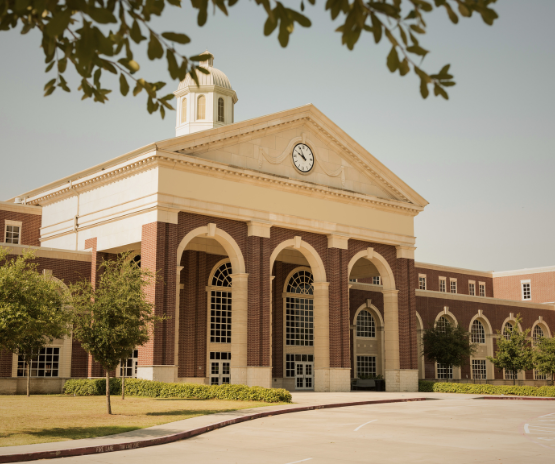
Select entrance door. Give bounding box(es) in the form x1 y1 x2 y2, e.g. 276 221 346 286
295 362 314 390
120 349 138 378
209 352 231 385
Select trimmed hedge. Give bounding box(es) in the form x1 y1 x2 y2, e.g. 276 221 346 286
63 378 292 403
418 380 555 397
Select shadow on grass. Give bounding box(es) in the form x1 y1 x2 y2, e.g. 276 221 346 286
145 409 235 417
0 426 141 444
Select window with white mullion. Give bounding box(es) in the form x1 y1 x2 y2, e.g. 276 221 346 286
469 282 475 296
17 347 60 377
356 310 376 338
357 356 376 378
450 280 457 294
418 275 426 290
471 359 487 380
479 283 486 297
437 363 453 379
522 281 531 301
439 278 446 293
471 320 486 344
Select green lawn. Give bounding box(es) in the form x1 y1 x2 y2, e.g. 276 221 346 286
0 395 275 447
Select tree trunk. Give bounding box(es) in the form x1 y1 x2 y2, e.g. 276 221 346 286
106 370 112 415
121 362 125 400
26 359 31 397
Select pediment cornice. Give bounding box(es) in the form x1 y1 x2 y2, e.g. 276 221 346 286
25 150 423 216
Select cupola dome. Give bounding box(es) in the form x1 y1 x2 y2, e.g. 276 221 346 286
174 51 238 136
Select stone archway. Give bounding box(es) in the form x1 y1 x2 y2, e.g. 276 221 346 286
175 223 247 385
270 237 336 391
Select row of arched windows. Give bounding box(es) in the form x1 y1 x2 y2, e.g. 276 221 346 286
435 315 549 345
180 96 226 124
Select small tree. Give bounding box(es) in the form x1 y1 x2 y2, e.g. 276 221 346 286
534 337 555 385
0 248 71 396
70 253 162 414
422 320 476 378
487 316 534 385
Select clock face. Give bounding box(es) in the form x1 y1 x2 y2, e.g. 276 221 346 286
292 143 314 173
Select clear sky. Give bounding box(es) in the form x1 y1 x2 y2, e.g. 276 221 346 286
0 0 553 272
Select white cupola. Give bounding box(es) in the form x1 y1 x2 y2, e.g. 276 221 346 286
174 51 238 136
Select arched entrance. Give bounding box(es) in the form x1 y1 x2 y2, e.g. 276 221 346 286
270 237 332 391
175 224 247 385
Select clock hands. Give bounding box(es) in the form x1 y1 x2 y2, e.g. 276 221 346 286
296 148 307 162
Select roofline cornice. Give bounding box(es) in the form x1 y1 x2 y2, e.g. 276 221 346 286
24 150 424 217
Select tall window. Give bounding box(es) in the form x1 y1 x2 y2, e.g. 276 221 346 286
505 369 518 380
17 348 59 377
285 270 314 346
535 370 549 380
469 282 475 296
502 322 513 340
372 276 381 285
357 356 376 378
181 97 187 123
439 278 446 293
533 325 544 345
120 349 139 378
436 316 450 333
450 280 457 293
197 95 206 120
218 97 224 122
5 224 21 244
471 320 486 344
437 363 453 379
356 310 375 338
479 283 486 297
472 360 487 380
210 262 232 344
419 275 426 290
522 281 531 300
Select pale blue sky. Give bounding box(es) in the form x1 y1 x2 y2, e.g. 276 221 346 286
0 0 553 271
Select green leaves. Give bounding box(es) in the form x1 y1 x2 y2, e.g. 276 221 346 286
161 32 190 44
147 33 163 60
119 74 129 96
1 0 499 117
422 320 477 367
386 46 400 73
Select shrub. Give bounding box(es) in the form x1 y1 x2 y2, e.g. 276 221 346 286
63 378 292 403
418 380 555 397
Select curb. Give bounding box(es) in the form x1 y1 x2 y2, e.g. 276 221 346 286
477 396 555 401
0 397 427 463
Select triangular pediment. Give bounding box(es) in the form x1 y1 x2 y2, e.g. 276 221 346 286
157 104 428 208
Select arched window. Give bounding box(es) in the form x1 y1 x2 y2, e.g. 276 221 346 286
502 322 514 340
210 261 232 344
197 95 206 120
356 310 376 338
471 320 485 344
181 97 187 123
218 97 224 122
436 316 450 333
285 270 314 346
533 325 544 345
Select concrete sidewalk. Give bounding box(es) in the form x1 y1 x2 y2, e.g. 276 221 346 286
0 392 440 462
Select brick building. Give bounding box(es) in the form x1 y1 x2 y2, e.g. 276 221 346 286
1 53 553 393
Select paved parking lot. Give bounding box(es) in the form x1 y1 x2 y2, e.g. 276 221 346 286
33 395 555 464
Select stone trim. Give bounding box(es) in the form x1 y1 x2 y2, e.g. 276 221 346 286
0 243 91 262
416 289 555 311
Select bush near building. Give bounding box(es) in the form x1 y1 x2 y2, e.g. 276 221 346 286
64 378 292 403
419 380 555 397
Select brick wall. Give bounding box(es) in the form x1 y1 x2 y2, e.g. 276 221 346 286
416 296 555 379
493 272 555 304
0 209 41 246
178 251 223 377
139 222 177 367
415 267 494 297
271 261 298 378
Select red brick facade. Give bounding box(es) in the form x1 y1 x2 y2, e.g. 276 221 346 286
493 271 555 304
0 209 41 246
414 267 494 297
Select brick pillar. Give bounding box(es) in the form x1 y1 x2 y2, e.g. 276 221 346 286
138 222 177 382
395 258 418 370
0 350 12 377
246 236 271 365
245 224 271 387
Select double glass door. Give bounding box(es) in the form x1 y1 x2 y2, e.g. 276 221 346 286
210 352 231 385
295 362 313 390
